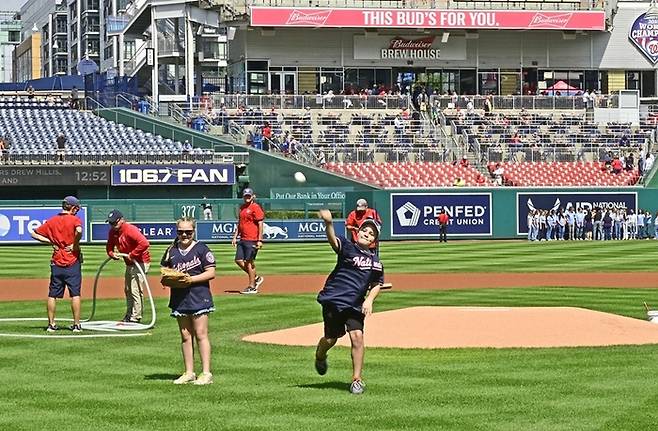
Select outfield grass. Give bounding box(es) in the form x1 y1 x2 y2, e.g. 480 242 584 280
2 239 658 279
2 288 658 430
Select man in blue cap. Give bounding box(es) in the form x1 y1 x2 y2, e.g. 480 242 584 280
231 188 265 294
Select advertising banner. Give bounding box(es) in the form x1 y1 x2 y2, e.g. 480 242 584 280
91 222 177 242
353 35 466 61
196 220 346 242
390 193 492 237
0 207 88 243
516 192 638 235
250 7 606 31
91 220 346 242
111 164 236 186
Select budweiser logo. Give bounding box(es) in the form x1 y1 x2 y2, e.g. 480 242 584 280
389 37 435 50
286 9 332 26
528 13 573 28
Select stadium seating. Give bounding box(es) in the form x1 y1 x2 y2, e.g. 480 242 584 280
0 102 214 164
325 161 490 188
487 161 641 187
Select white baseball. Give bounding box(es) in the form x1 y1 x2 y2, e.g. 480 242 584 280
294 171 306 183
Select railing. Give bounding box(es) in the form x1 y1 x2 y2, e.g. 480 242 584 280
318 145 453 164
227 0 601 13
430 95 616 111
483 145 645 164
120 0 150 23
0 151 250 166
124 43 148 76
213 94 411 110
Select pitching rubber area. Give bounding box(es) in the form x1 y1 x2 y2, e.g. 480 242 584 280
243 306 658 348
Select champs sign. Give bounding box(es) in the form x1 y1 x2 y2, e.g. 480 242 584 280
382 36 439 59
629 5 658 64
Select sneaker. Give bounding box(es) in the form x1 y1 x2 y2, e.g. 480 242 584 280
349 379 366 395
69 324 82 333
240 286 258 295
46 324 58 333
173 372 196 385
193 372 214 385
315 357 328 376
255 275 264 289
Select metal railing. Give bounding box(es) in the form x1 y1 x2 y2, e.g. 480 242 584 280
319 145 453 164
430 95 616 111
124 43 148 76
483 145 646 164
212 94 411 110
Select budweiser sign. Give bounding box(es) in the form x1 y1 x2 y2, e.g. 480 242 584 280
285 9 332 26
389 37 435 50
528 13 573 28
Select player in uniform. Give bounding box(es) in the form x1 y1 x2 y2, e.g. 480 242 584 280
437 209 450 243
161 217 216 385
201 196 213 220
345 198 381 243
105 209 151 323
232 188 265 294
30 196 84 333
314 209 384 395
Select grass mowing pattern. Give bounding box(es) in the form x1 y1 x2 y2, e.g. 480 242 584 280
2 288 658 430
3 239 658 279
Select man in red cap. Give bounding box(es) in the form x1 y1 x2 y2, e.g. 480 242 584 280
31 196 84 333
105 209 151 322
345 198 381 248
232 188 265 294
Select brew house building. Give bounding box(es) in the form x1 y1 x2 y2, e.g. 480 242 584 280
225 1 658 98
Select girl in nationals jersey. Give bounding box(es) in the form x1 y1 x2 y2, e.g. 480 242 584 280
161 217 216 385
314 209 384 395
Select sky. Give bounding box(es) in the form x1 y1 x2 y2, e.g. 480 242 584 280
3 0 25 12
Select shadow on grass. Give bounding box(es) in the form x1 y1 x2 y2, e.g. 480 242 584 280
296 381 348 391
144 373 180 381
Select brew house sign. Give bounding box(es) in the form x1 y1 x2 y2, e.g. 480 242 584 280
353 34 467 61
382 36 439 59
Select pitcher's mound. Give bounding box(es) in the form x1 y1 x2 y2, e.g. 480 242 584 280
243 306 658 348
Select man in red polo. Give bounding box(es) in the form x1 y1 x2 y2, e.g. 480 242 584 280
232 188 265 294
437 209 450 243
345 198 382 247
105 209 151 323
31 196 84 333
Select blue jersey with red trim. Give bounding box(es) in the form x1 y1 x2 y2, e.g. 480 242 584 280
317 235 384 312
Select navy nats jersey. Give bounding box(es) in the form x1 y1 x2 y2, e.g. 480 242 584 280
317 235 384 312
161 241 216 312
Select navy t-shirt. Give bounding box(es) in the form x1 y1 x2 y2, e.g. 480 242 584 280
161 241 216 313
317 235 384 312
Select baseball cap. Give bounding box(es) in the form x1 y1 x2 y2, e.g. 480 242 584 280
62 196 80 207
356 198 368 210
106 209 124 224
359 218 380 239
242 188 254 197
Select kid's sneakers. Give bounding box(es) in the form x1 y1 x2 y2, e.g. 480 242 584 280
314 357 328 376
193 372 214 385
69 324 82 333
46 324 58 333
349 379 365 395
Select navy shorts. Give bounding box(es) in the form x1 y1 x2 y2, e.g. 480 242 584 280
235 240 259 262
49 261 82 298
321 303 364 339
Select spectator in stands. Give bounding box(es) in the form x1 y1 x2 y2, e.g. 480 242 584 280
492 163 504 186
453 177 466 187
182 140 193 160
625 153 635 171
603 151 613 173
27 85 35 100
484 95 493 115
645 153 655 172
70 86 79 109
458 155 469 167
618 133 630 147
0 137 7 163
476 173 486 186
251 130 263 150
56 133 67 163
611 156 623 175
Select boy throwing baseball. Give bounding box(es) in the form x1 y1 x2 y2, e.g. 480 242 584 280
314 209 384 395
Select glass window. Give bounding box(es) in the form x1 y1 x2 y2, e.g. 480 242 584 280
344 68 358 93
626 71 640 90
479 71 498 95
248 72 268 94
375 69 391 91
358 69 374 91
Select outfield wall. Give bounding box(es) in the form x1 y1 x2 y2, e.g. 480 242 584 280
3 187 658 243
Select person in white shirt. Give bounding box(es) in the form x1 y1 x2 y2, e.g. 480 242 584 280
575 208 585 240
627 209 637 240
637 209 646 239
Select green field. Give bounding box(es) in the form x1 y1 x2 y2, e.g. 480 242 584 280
1 241 658 430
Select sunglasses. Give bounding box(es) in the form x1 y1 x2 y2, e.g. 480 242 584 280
176 229 195 236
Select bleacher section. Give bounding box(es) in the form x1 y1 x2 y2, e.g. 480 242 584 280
0 99 213 164
325 162 489 187
488 161 640 187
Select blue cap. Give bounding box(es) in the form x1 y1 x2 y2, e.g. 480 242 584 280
242 188 254 196
62 196 80 207
106 209 124 224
